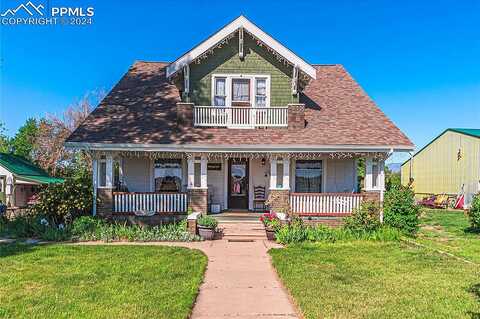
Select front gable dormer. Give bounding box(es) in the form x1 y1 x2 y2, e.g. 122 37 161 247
167 16 316 108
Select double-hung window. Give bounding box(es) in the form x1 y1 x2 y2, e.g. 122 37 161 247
154 159 183 192
232 78 250 106
371 161 379 189
295 160 322 193
98 156 107 187
212 75 270 108
255 78 267 107
213 77 226 106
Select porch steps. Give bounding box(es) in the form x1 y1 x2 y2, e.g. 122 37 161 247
218 221 267 241
212 212 263 223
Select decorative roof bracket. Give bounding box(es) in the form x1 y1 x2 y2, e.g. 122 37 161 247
239 27 244 59
183 64 190 94
291 65 299 95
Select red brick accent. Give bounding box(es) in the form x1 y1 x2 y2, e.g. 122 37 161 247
187 218 197 235
97 188 113 218
188 188 208 214
362 191 381 203
267 189 290 215
177 102 194 128
287 104 305 130
303 218 344 227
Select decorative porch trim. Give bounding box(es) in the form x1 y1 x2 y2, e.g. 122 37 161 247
84 149 392 162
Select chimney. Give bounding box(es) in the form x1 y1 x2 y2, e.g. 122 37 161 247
176 102 194 128
287 103 305 130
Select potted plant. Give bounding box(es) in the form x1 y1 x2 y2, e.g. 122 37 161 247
197 215 218 240
260 212 280 241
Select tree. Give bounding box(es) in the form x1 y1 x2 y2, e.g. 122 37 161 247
34 91 103 176
0 122 10 153
385 166 401 191
9 118 38 160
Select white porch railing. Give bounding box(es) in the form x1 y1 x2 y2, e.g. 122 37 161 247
194 106 288 128
113 192 187 214
290 193 363 215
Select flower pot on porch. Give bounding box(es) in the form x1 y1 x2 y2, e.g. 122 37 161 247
198 226 216 240
265 228 276 241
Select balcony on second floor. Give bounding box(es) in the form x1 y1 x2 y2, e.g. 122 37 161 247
176 104 306 130
194 106 289 128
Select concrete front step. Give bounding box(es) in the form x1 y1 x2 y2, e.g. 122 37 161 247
223 233 266 237
215 219 262 223
219 222 267 241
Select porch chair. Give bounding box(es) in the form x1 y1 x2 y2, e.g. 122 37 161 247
253 185 266 212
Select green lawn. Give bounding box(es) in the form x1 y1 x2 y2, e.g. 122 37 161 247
417 209 480 263
270 241 480 319
0 244 207 319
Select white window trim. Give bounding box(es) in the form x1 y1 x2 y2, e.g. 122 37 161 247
97 155 113 189
293 159 324 193
213 76 227 106
211 74 271 107
97 157 108 188
188 156 208 190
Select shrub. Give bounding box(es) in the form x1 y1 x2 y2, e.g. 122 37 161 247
71 216 201 242
343 201 381 232
197 215 218 229
0 214 70 240
30 173 93 225
71 215 104 236
275 218 308 244
384 184 420 235
274 219 401 245
467 194 480 230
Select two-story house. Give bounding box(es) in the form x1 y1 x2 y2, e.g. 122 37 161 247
66 16 413 224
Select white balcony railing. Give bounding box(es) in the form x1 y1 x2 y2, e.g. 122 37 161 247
194 106 288 128
290 193 363 216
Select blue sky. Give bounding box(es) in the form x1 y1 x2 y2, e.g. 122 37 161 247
1 0 479 163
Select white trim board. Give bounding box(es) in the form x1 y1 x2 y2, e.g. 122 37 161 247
65 142 413 153
166 15 317 79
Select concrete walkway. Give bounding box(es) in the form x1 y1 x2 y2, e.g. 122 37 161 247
189 239 299 319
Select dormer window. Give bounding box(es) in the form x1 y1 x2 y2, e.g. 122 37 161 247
213 77 226 106
232 78 250 106
212 74 270 107
255 78 267 107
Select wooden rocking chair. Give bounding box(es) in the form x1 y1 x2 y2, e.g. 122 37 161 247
253 186 266 212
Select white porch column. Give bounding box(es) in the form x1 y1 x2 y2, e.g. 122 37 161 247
365 157 373 190
379 159 386 223
378 159 385 191
105 154 113 188
200 156 208 188
92 158 98 216
187 157 195 189
270 158 277 190
282 158 290 190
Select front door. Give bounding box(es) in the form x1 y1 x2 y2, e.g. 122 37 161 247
228 159 249 210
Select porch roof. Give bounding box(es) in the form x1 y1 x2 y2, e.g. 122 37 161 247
0 153 64 184
66 62 413 151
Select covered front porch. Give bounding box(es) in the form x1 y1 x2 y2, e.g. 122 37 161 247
91 150 387 219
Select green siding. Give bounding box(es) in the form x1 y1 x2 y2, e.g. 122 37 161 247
187 34 298 106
